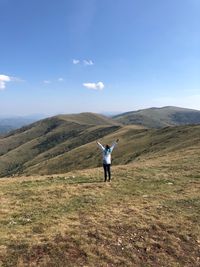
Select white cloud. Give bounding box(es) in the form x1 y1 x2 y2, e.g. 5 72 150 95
73 59 80 65
73 59 94 66
58 78 64 82
83 81 104 90
83 59 94 66
0 74 23 91
0 74 11 90
43 80 51 84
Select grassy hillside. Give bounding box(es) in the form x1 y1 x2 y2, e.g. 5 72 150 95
19 124 200 176
1 110 200 177
0 113 121 177
113 106 200 128
0 145 200 266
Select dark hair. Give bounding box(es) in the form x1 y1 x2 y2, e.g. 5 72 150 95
106 144 110 150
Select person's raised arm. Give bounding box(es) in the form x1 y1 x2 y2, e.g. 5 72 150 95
96 141 105 151
110 139 119 152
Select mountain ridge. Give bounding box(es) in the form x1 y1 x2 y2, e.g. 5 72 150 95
113 106 200 128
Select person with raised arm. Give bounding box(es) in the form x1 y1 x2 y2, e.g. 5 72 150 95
96 139 119 182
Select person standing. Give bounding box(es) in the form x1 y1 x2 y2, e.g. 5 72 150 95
96 139 119 182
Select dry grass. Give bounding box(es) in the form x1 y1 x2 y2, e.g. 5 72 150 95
0 148 200 266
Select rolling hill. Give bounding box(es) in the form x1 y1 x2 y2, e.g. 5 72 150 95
1 110 200 177
0 113 121 177
20 124 200 176
113 106 200 128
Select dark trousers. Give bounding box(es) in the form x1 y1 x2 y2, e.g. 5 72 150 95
103 164 111 181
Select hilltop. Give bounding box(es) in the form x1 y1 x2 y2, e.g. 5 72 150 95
56 112 120 126
113 106 200 128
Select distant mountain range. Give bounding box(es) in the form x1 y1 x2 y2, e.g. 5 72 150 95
1 107 200 177
0 115 45 134
1 106 200 136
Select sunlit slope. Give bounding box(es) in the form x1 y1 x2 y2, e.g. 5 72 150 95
25 124 200 175
57 112 120 125
1 110 200 177
0 113 121 177
113 106 200 128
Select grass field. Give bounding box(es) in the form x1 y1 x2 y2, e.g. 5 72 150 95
1 146 200 266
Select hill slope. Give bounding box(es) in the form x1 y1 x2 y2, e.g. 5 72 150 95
0 113 121 177
113 106 200 128
19 124 200 176
1 109 200 177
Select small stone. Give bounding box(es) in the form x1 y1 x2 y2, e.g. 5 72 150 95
185 235 191 241
145 247 151 252
9 220 17 225
117 238 122 246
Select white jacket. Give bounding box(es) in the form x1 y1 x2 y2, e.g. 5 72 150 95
97 141 117 164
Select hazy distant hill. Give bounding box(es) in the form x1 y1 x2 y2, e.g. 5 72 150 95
0 125 13 135
1 110 200 177
113 106 200 128
0 115 44 134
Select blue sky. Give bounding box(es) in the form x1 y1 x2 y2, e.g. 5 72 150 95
0 0 199 116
